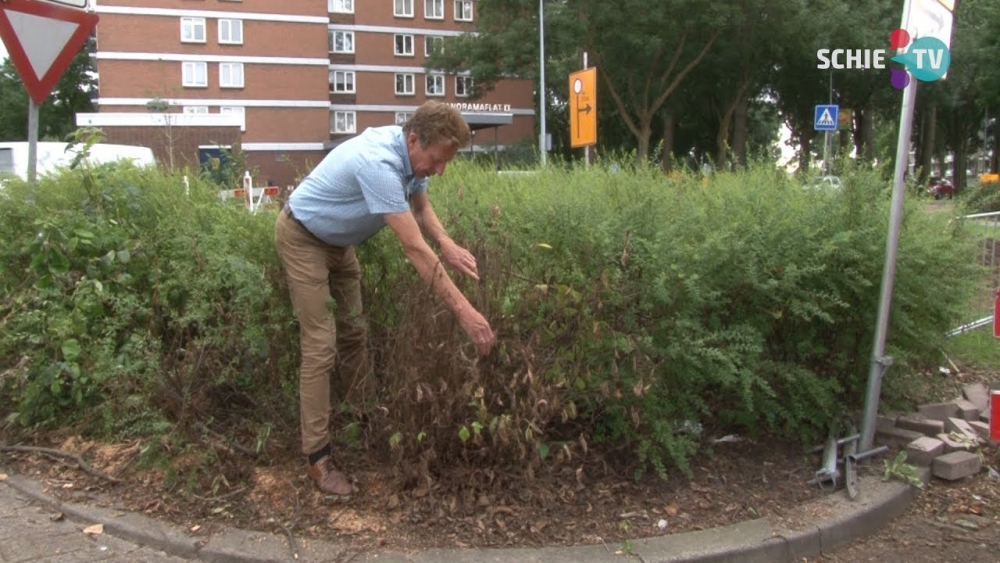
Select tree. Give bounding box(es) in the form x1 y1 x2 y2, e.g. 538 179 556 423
0 37 96 141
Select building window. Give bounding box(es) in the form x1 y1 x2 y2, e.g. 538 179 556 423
425 73 444 96
395 112 413 125
394 34 414 56
220 106 246 131
394 0 413 17
456 75 473 97
425 36 444 57
394 73 414 95
330 70 356 93
328 0 353 13
180 17 206 43
454 0 473 21
219 62 244 88
183 106 209 114
329 30 354 53
218 19 243 45
425 0 444 19
182 61 207 87
332 111 356 134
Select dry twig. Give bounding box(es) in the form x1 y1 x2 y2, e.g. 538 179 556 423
0 445 121 483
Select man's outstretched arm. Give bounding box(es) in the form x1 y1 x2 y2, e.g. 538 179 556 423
409 192 479 280
384 209 494 355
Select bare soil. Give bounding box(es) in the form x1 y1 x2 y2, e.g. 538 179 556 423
1 363 998 561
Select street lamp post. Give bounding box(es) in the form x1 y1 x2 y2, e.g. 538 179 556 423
538 0 546 167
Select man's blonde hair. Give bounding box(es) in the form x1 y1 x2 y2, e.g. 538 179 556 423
402 100 471 149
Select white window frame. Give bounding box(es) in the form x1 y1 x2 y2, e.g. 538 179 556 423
394 0 413 17
182 61 207 87
329 30 354 53
180 17 206 44
424 0 444 20
183 106 209 114
328 0 354 13
394 73 415 95
220 106 246 131
219 62 244 88
330 70 356 93
454 0 473 21
395 112 413 125
218 19 243 45
332 111 356 134
425 73 445 96
424 35 444 57
455 75 473 97
394 34 414 56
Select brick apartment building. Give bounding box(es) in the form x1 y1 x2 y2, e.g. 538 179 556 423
77 0 535 186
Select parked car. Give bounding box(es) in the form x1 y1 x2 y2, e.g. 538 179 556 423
806 175 842 190
0 141 156 182
927 177 955 199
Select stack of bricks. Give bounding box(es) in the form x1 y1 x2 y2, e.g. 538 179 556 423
875 382 995 482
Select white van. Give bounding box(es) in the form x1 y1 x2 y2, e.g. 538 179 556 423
0 141 156 182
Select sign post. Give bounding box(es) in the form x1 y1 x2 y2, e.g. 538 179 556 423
859 0 955 453
0 0 99 183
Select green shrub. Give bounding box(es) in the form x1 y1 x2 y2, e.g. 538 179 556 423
0 158 980 483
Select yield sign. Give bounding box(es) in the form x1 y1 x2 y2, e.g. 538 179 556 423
0 0 99 105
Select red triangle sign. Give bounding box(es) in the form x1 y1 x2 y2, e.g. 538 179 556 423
0 0 99 105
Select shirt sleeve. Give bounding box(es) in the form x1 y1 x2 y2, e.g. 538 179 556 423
356 158 410 214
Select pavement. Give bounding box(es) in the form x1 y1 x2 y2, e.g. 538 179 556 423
0 466 918 563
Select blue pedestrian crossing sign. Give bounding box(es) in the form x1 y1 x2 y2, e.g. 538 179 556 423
814 105 839 131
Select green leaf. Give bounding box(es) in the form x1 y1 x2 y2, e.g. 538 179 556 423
68 237 79 252
116 249 131 264
538 442 550 460
389 432 403 449
458 426 471 443
73 229 95 239
61 339 82 361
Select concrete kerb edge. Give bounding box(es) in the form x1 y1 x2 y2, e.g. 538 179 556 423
1 472 917 563
4 475 204 562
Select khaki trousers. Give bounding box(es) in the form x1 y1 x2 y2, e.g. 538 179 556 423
275 209 371 456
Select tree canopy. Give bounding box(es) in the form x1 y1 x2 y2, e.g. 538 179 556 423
428 0 1000 183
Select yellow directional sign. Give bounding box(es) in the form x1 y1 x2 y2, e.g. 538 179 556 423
569 68 596 148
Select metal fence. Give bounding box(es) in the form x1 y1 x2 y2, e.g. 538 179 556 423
946 210 1000 337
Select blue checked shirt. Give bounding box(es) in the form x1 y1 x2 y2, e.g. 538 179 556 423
287 126 428 247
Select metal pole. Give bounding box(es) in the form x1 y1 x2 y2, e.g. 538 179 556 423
538 0 546 167
27 98 39 184
824 71 833 175
583 51 589 168
859 78 919 452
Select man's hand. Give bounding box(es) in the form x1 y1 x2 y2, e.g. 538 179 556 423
457 306 495 356
441 241 480 281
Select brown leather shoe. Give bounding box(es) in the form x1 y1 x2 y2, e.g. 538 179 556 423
306 455 354 496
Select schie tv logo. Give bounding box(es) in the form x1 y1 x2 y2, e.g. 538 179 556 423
816 28 951 90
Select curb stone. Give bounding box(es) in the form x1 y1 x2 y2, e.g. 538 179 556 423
1 472 915 563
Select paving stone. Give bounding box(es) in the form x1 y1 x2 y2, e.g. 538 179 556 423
896 415 945 437
962 383 991 412
913 465 933 487
954 399 982 421
932 450 982 481
968 420 992 441
936 432 977 453
946 417 982 443
917 401 960 422
904 436 944 466
876 414 897 433
876 427 925 448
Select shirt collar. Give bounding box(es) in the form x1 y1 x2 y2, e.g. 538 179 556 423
395 126 415 178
